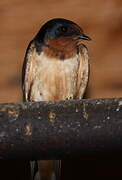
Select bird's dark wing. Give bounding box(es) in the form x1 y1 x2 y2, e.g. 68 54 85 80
22 40 40 178
22 40 36 102
76 44 90 99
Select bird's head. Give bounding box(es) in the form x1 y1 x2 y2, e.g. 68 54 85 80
34 18 91 59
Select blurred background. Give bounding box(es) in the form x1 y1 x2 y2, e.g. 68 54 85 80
1 0 122 179
1 0 122 103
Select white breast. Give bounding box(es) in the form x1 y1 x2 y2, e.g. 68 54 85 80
30 52 79 101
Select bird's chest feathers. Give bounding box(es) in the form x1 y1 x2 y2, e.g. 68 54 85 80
31 52 79 100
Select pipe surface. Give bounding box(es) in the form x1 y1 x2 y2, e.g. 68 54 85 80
0 98 122 159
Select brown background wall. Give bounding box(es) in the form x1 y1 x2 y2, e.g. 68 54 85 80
1 0 122 103
1 0 122 179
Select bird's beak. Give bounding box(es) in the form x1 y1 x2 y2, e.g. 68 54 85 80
77 33 91 41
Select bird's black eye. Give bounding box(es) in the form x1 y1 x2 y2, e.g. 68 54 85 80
60 26 68 33
55 26 68 36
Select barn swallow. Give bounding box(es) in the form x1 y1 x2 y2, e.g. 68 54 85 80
22 18 91 180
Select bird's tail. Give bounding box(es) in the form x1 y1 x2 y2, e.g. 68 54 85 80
54 160 61 180
31 160 61 180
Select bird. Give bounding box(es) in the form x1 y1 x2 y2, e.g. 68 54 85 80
22 18 91 180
